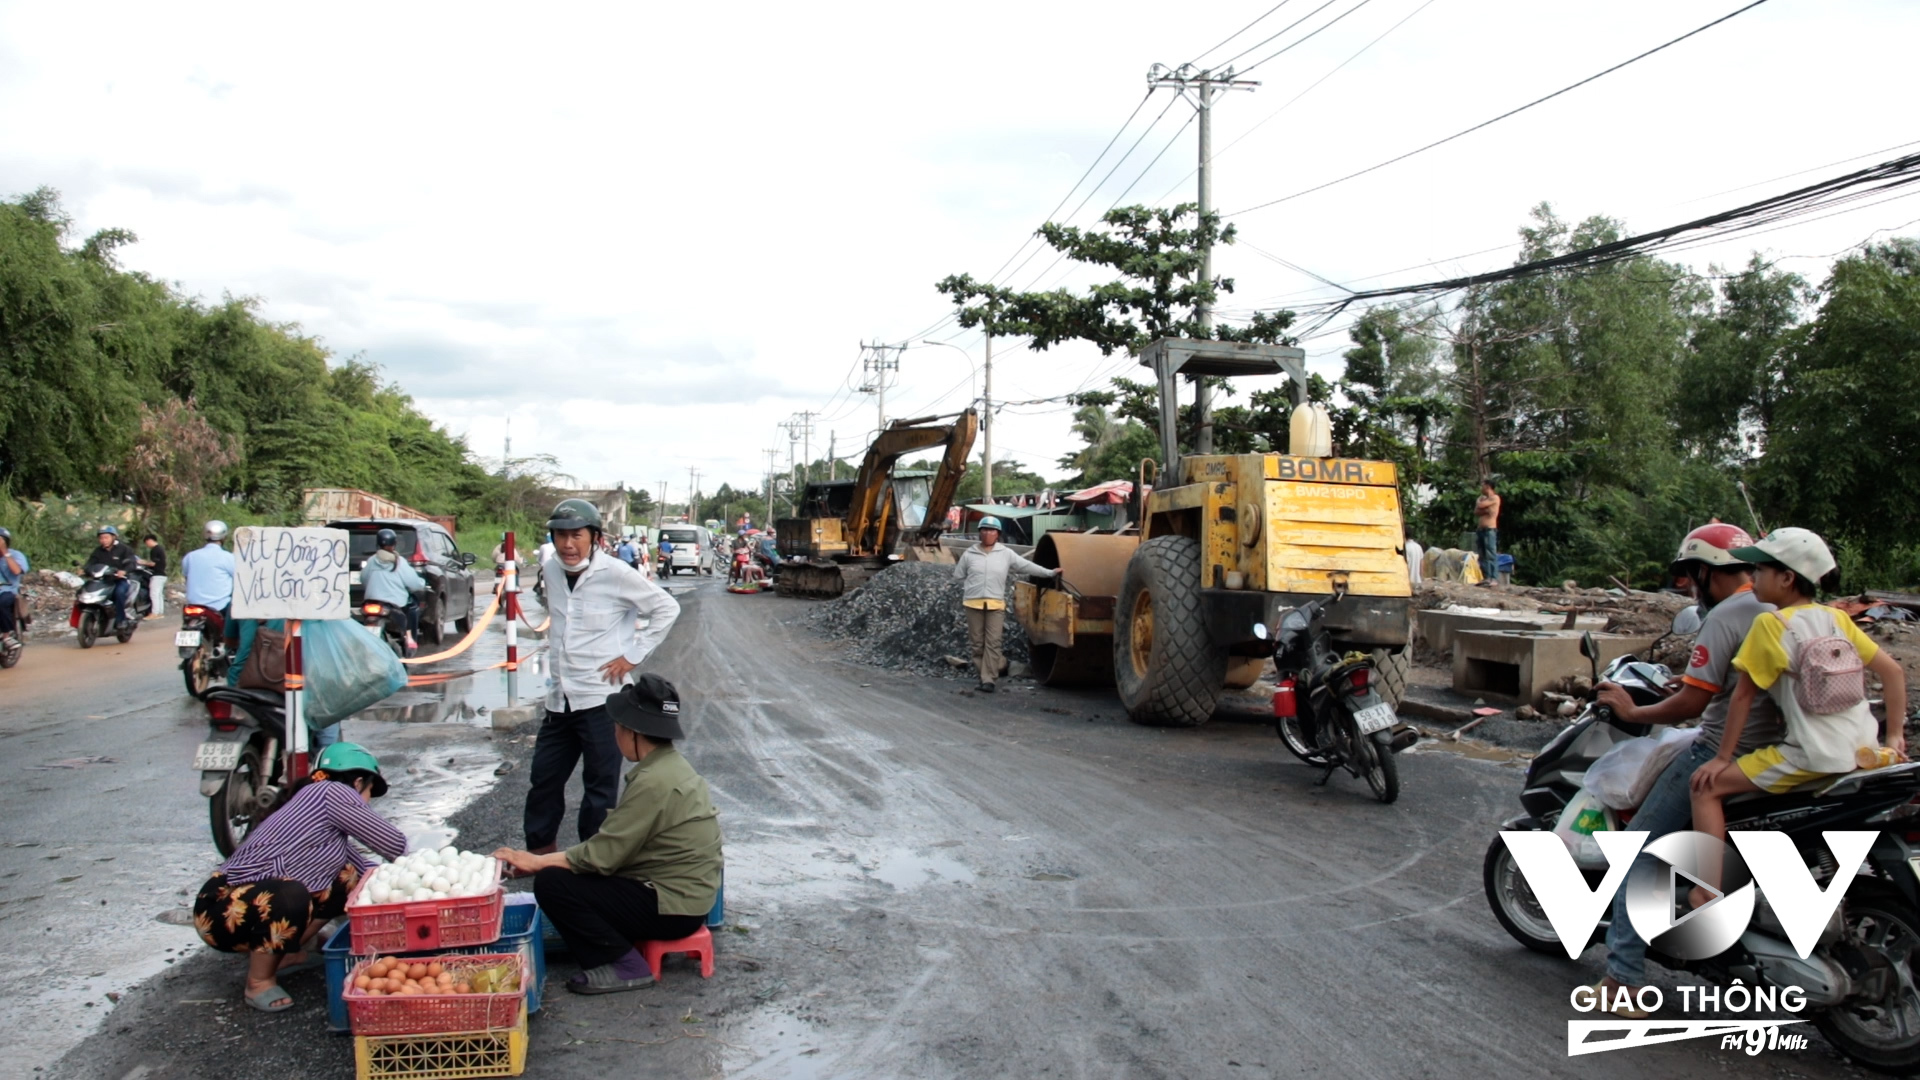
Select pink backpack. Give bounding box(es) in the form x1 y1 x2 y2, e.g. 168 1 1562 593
1776 608 1867 715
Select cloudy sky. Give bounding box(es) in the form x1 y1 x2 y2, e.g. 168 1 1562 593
4 0 1915 502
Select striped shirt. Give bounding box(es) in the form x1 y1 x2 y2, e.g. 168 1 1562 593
221 780 408 892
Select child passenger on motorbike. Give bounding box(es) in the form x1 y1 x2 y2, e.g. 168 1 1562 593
1687 527 1907 909
1586 523 1782 1013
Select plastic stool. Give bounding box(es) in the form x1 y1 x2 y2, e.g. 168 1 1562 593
639 926 714 980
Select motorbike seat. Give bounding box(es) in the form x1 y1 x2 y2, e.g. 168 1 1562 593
205 687 287 713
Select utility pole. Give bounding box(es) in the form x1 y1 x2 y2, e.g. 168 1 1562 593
982 334 994 500
687 467 701 523
858 342 901 436
502 417 512 479
827 431 837 481
656 480 668 529
1147 63 1257 455
763 448 780 520
786 411 817 489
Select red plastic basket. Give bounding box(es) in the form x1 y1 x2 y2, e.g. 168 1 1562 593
346 863 506 955
343 953 528 1037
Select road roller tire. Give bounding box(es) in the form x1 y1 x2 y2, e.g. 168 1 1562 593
1031 642 1115 687
1113 535 1225 727
1370 647 1410 707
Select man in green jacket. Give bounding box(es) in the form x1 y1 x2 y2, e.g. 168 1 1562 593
494 674 722 994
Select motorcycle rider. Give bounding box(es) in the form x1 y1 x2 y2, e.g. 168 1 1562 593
1586 523 1782 1014
0 526 29 642
362 528 426 655
84 526 142 628
180 520 236 625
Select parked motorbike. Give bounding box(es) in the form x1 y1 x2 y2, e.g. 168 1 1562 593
177 603 231 698
358 597 416 658
1257 585 1419 804
71 564 150 648
1484 628 1920 1073
195 686 289 857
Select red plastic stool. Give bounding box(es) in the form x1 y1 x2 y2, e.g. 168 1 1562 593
638 926 714 980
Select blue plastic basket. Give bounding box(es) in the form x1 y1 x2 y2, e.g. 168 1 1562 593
322 894 546 1034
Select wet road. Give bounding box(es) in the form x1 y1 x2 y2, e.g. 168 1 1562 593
35 568 1872 1078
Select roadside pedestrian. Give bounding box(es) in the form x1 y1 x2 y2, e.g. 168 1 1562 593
524 499 681 861
192 743 407 1013
0 526 30 638
140 533 168 618
1473 479 1501 584
953 515 1060 693
495 675 722 995
1404 534 1423 586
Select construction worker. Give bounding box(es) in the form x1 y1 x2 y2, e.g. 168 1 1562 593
952 516 1059 693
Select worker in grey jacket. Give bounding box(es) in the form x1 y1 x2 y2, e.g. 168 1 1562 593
952 516 1060 692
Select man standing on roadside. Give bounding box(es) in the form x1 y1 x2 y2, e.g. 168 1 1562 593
524 498 681 861
140 533 168 618
953 516 1060 693
1474 479 1502 584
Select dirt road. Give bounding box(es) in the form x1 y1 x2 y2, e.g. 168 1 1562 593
45 575 1868 1077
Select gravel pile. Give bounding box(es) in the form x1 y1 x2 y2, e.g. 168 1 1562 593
809 561 1031 679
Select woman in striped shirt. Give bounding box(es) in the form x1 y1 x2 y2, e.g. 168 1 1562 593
192 742 408 1012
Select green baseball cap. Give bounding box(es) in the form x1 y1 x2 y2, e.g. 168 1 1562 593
314 741 389 797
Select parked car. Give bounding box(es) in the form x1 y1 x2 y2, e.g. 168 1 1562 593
328 518 477 646
660 525 715 575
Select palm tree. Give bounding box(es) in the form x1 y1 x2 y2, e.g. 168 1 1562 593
1062 404 1118 482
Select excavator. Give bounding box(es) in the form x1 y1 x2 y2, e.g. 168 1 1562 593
773 409 979 598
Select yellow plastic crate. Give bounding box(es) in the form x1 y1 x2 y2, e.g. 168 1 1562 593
354 1011 527 1079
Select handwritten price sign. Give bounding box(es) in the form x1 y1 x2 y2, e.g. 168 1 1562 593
232 527 352 621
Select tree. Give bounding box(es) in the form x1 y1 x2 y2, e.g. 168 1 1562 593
937 204 1298 454
1677 256 1810 462
105 397 239 534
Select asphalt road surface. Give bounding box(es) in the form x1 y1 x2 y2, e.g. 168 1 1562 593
27 567 1871 1078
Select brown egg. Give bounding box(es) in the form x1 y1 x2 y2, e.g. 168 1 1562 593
354 975 371 991
426 962 444 977
407 963 428 980
455 982 471 995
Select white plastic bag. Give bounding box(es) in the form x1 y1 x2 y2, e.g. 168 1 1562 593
1552 787 1616 869
1587 727 1701 810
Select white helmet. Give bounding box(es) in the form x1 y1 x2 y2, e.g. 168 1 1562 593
204 520 229 542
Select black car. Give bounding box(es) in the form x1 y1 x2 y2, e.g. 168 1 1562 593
327 519 477 646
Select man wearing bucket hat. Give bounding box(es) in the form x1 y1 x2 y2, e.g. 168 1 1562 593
496 674 722 995
953 515 1060 692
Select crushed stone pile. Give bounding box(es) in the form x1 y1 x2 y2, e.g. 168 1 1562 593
809 561 1031 679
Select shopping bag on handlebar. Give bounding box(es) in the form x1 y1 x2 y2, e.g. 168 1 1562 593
1587 727 1700 810
302 619 406 726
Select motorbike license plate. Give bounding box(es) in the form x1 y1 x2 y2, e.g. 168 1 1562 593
192 741 244 771
175 630 202 648
349 571 362 586
1352 703 1396 735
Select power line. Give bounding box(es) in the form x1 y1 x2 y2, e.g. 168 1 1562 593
1188 0 1299 67
1217 0 1345 70
1236 0 1378 76
1227 0 1775 217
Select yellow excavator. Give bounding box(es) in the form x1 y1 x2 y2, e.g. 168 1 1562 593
773 409 979 598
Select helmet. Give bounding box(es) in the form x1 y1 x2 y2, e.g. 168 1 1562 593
97 525 119 537
376 528 398 549
1673 523 1754 569
204 520 229 542
313 742 388 797
0 526 10 540
547 498 603 532
978 516 1004 532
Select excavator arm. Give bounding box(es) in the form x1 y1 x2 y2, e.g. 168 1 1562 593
846 409 978 554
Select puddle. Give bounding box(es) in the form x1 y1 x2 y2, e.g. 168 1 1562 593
1402 737 1532 766
867 848 976 891
359 657 546 726
721 1007 836 1079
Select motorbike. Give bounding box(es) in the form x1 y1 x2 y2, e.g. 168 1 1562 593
71 564 150 648
1256 585 1420 804
1484 627 1920 1073
195 686 290 857
358 596 416 658
177 603 231 697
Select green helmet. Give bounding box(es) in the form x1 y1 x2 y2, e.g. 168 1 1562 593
547 498 602 532
314 741 389 797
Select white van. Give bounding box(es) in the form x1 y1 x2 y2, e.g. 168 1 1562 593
660 525 715 575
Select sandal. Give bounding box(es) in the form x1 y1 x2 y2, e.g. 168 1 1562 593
566 964 654 995
244 984 294 1012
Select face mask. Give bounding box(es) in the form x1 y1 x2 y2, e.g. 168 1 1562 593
560 550 592 572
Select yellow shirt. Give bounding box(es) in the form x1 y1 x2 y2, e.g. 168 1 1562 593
1732 603 1879 690
963 597 1006 611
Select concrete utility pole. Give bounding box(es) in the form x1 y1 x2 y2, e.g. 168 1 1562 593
656 480 669 529
827 431 837 481
687 467 701 522
787 411 817 489
502 417 512 479
763 448 780 520
1146 63 1257 455
982 334 994 500
858 342 902 436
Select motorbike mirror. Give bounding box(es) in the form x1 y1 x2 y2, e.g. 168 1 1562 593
1252 622 1269 641
1580 629 1601 683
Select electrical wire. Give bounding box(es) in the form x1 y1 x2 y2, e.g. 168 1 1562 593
1187 0 1300 68
1227 0 1774 217
1236 0 1378 76
1217 0 1346 70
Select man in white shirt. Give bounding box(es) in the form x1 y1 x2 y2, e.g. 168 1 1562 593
523 499 681 856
